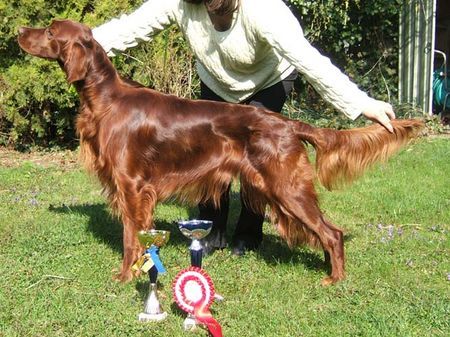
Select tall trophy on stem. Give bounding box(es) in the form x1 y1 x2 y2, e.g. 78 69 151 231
173 220 223 337
133 229 170 322
178 219 212 268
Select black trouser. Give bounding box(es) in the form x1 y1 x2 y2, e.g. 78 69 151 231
198 70 298 250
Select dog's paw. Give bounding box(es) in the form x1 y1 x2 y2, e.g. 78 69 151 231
320 275 343 286
133 269 142 278
113 270 134 283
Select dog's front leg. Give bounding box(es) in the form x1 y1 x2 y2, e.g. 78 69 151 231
115 216 141 282
114 184 157 282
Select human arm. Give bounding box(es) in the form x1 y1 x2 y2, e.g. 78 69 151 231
250 0 395 131
92 0 178 56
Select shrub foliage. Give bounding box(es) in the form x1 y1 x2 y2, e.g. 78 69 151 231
0 0 401 148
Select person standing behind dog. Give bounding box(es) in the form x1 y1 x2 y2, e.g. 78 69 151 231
93 0 396 256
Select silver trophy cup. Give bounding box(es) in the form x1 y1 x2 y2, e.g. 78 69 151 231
137 229 170 322
178 219 213 268
177 220 213 330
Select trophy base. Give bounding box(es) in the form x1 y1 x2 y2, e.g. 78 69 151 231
138 311 168 322
183 315 197 331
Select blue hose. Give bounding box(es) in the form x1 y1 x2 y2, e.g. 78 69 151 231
433 68 450 109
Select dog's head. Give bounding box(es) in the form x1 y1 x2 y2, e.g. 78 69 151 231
18 20 94 83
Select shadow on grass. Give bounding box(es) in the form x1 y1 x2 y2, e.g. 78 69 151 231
49 202 123 252
49 199 350 309
49 202 197 253
257 233 327 273
257 231 354 274
48 194 346 276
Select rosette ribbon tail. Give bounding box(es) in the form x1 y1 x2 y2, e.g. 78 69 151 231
194 303 223 337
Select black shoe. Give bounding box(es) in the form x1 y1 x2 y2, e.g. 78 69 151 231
201 234 227 256
231 240 247 256
231 239 262 256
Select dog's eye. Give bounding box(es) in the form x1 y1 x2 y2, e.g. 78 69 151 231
46 29 53 39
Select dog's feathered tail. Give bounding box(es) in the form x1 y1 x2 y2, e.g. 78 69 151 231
293 119 424 190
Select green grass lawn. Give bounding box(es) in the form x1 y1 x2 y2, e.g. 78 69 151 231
0 137 449 337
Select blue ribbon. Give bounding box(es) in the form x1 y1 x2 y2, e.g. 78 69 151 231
146 245 166 274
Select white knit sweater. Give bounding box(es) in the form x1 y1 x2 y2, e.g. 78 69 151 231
93 0 375 119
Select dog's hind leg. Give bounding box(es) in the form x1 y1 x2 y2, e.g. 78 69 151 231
270 184 345 286
319 215 345 285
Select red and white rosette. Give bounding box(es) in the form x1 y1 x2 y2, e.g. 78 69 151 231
173 266 223 337
173 266 215 313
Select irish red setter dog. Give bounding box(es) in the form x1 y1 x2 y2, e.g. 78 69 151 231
18 20 423 285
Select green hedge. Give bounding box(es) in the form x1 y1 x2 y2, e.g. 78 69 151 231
0 0 401 148
286 0 402 128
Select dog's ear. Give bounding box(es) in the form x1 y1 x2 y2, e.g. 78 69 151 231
64 42 88 83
